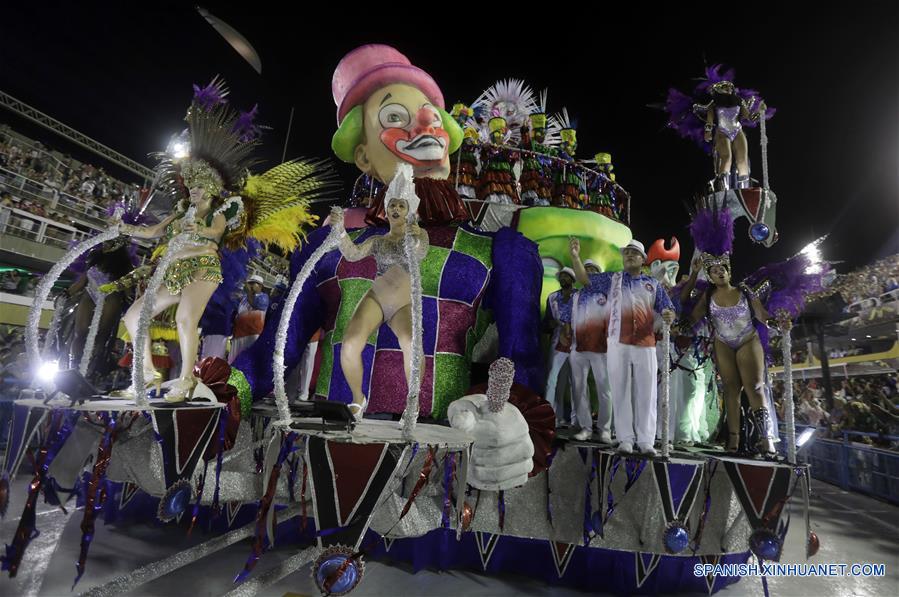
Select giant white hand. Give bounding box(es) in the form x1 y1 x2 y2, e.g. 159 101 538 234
448 393 534 491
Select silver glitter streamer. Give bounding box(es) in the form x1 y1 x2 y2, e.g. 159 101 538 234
78 292 106 377
41 294 66 360
272 225 343 425
79 504 302 597
401 218 424 439
760 108 770 190
225 545 321 597
660 321 671 458
26 226 121 373
132 206 197 409
780 326 796 464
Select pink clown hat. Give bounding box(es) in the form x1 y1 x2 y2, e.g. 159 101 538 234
332 44 445 124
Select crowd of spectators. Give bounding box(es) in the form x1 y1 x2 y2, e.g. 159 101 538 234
0 128 140 224
811 254 899 306
773 374 899 449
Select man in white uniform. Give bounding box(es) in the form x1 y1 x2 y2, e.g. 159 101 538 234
569 260 613 442
570 238 676 455
543 267 576 426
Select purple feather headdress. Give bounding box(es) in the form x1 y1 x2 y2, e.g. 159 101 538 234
192 76 230 111
690 206 734 258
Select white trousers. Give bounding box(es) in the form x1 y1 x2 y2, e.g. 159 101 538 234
569 350 612 435
607 340 657 446
545 350 571 423
658 352 707 443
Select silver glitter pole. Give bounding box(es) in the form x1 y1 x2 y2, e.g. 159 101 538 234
760 108 770 190
41 294 66 360
272 226 343 425
401 221 424 439
78 292 106 377
79 505 302 597
780 326 797 464
27 226 121 373
224 545 321 597
660 321 671 459
132 206 196 410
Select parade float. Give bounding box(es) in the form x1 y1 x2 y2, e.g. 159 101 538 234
1 45 824 596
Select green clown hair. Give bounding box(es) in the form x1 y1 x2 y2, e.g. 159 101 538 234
331 105 463 164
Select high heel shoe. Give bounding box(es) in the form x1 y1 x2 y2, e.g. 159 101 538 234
752 407 777 459
726 431 741 452
348 396 368 423
111 370 163 399
165 375 199 404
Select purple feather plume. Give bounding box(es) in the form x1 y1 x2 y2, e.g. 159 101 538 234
743 254 829 320
232 104 261 142
192 77 230 111
200 240 259 336
690 207 734 256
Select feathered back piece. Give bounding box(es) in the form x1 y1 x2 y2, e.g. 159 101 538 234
742 238 831 320
473 78 538 130
151 76 262 204
689 204 734 270
236 158 341 253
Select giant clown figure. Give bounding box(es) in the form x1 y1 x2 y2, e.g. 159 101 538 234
229 45 543 424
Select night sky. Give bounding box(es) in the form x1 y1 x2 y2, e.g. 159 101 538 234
2 3 897 278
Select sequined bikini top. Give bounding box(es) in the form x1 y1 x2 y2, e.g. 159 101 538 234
372 235 410 276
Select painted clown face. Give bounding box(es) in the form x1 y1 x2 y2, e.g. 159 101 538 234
356 83 451 182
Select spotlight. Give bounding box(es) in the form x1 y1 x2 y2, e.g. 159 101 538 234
170 142 190 159
800 240 824 274
796 427 816 450
36 360 59 383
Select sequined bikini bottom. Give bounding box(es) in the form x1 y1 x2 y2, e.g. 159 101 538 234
162 254 223 295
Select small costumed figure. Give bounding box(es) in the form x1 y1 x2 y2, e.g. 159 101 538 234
679 205 828 455
665 65 773 191
584 152 617 218
449 103 479 200
472 78 538 140
552 108 584 208
475 116 520 205
519 90 556 206
116 78 336 402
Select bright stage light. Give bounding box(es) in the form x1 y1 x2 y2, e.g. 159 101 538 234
800 240 824 274
37 360 60 382
170 141 190 159
796 427 816 449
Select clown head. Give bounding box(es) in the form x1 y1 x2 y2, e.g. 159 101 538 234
488 116 508 144
529 113 547 144
331 45 462 184
646 237 681 289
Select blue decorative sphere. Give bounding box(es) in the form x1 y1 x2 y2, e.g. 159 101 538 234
315 554 359 595
664 522 690 554
750 222 770 243
158 480 193 521
749 528 782 560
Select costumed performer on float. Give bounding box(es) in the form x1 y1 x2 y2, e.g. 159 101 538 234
570 237 676 454
679 205 827 455
665 65 773 191
117 78 333 402
329 164 428 420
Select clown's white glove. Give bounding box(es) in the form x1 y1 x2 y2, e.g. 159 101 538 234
448 393 534 491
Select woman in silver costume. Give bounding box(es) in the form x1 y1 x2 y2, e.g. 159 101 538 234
699 80 766 190
681 254 777 456
329 166 429 420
